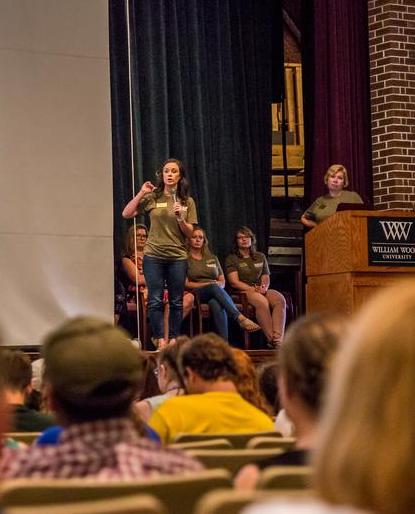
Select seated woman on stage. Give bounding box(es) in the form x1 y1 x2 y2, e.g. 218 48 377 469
301 163 363 229
121 223 148 296
121 224 194 342
225 226 286 349
186 227 260 341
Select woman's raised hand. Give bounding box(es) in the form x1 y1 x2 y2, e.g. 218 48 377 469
140 181 155 195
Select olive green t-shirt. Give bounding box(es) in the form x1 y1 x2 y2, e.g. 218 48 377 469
140 192 198 259
187 254 223 282
303 190 363 224
224 252 270 286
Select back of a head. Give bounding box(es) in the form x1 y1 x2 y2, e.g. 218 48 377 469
42 316 145 423
0 349 32 393
257 361 280 415
314 280 415 514
179 333 237 382
231 348 270 414
158 336 189 388
280 312 346 415
0 351 10 440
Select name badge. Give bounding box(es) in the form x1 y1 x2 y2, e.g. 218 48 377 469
156 202 168 208
254 262 263 268
206 263 217 268
239 262 248 268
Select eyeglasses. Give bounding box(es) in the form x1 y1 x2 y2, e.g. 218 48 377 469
237 235 251 240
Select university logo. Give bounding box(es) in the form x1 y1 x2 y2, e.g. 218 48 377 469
379 221 413 241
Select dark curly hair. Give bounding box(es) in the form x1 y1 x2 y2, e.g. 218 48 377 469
179 333 237 382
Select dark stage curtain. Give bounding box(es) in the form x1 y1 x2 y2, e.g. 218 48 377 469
110 0 282 261
302 0 373 206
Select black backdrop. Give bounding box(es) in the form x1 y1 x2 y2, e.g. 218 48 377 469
109 0 284 261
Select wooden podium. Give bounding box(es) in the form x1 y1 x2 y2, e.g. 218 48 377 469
305 210 415 314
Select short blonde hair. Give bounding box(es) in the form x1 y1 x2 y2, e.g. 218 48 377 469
323 164 349 188
314 280 415 514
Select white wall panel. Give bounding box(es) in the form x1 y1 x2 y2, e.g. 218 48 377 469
0 0 113 345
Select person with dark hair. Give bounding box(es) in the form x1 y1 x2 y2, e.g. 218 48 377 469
135 337 188 422
257 361 280 416
0 317 202 479
225 226 286 348
123 159 198 349
187 227 260 340
0 352 11 450
235 312 346 489
0 349 55 432
149 333 274 443
121 223 194 342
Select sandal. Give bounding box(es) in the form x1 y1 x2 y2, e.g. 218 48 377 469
237 315 261 333
151 337 167 350
266 339 281 350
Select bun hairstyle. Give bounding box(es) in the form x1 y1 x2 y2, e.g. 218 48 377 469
153 158 190 202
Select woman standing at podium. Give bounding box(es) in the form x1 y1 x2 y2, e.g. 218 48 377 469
301 164 363 229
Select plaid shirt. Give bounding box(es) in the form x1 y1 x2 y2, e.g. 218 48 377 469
0 417 202 479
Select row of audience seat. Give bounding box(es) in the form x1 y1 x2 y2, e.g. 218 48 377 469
1 432 309 514
1 467 311 514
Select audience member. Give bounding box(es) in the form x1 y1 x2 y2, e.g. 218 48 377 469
225 226 286 348
0 352 11 451
0 317 202 478
235 313 345 489
135 337 187 422
232 348 271 415
257 361 280 416
0 349 55 432
149 333 274 443
244 281 415 514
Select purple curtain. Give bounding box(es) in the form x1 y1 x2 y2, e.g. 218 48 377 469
302 0 373 205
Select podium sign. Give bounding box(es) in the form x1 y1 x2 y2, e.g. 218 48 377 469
368 217 415 266
305 210 415 314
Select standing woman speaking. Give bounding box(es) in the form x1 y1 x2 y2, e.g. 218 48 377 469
122 158 198 348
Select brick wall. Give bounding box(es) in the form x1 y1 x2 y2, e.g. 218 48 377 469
369 0 415 210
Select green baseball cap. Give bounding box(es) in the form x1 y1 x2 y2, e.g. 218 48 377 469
42 317 144 407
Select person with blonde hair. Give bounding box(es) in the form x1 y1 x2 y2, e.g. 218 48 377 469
187 227 260 340
301 164 363 228
243 280 415 514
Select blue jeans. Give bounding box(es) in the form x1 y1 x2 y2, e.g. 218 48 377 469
197 284 240 341
143 256 188 339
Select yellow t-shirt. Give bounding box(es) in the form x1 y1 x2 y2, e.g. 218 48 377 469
149 391 274 444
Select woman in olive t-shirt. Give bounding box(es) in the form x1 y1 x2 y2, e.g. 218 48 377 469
122 158 197 348
187 227 260 340
225 226 286 348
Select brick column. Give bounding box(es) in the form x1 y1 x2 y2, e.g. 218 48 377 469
369 0 415 209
